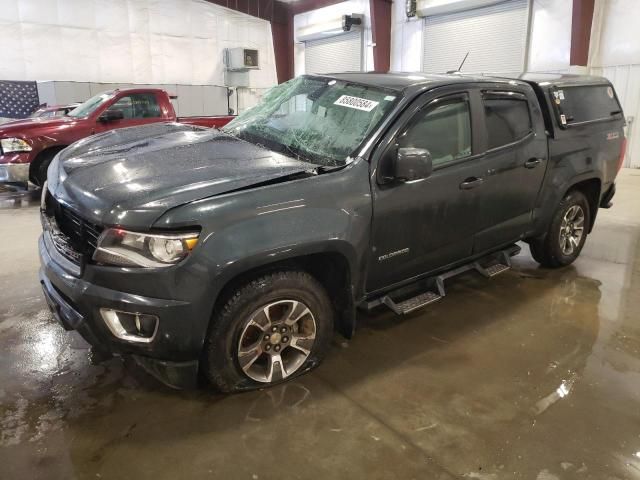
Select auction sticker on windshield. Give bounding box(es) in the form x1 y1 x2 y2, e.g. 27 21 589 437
334 95 379 112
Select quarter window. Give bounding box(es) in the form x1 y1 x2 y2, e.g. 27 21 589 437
483 96 531 149
106 93 161 119
398 99 472 168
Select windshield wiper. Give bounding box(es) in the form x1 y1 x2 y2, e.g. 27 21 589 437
313 164 346 174
278 142 307 161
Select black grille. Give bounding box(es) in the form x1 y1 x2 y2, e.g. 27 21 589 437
43 192 103 266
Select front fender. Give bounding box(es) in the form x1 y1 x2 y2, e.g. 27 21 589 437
209 237 360 288
154 158 373 338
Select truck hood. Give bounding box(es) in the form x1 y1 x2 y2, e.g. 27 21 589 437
48 123 316 228
0 115 77 135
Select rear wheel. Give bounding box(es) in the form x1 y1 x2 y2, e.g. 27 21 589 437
529 190 590 268
202 271 334 392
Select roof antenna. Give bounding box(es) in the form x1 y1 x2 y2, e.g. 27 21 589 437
447 51 469 74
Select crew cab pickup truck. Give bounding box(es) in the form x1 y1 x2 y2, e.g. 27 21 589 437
0 87 234 186
39 73 625 391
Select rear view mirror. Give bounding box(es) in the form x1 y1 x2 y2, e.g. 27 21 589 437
98 109 124 122
395 147 433 181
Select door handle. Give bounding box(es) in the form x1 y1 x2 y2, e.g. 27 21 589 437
460 177 484 190
524 158 543 169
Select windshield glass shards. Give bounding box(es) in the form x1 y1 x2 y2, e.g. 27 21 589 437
223 76 397 167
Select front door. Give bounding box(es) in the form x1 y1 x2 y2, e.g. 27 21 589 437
366 89 485 292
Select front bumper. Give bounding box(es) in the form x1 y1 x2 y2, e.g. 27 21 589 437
0 163 29 183
38 233 210 388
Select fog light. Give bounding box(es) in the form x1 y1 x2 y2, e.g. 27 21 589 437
100 308 159 343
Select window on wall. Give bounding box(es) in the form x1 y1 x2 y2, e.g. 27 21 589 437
398 98 472 167
483 95 531 149
107 93 161 119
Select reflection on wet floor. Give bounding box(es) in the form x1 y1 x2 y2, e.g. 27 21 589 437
1 170 640 480
0 184 41 209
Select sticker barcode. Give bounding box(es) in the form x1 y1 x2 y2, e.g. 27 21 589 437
334 95 379 112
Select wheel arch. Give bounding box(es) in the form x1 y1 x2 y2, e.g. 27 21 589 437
29 145 68 185
565 177 601 233
210 247 358 342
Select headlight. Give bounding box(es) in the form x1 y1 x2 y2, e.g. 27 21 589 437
93 228 200 268
0 137 32 153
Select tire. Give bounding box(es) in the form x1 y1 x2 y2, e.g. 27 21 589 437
202 271 334 393
30 149 59 187
529 190 591 268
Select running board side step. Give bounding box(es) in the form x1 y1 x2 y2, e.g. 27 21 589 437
365 245 519 316
383 291 443 315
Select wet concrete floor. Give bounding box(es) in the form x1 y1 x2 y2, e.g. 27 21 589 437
1 172 639 480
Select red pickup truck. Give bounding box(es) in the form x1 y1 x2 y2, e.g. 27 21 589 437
0 87 234 186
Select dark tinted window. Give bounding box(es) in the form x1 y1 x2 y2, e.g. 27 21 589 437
106 93 161 119
483 96 531 149
398 99 472 167
554 85 622 126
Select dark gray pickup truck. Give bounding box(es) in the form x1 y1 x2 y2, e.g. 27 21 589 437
39 72 626 391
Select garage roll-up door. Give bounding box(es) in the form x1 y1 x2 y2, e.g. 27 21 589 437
422 0 529 75
304 31 363 74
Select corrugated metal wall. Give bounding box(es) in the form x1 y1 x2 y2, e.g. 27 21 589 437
304 31 364 74
590 65 640 168
422 0 529 75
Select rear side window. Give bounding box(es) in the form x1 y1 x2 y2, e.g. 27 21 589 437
483 95 532 149
553 85 622 127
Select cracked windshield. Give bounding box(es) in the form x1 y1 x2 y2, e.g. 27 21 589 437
223 76 397 166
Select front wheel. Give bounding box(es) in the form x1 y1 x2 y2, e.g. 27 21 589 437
30 149 59 187
202 271 334 392
529 190 590 268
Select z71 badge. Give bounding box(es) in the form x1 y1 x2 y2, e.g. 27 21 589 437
607 132 620 140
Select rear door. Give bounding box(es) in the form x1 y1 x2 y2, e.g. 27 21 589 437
94 92 164 133
472 87 548 253
367 87 485 292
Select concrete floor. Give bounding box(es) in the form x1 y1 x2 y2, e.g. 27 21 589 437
1 171 639 480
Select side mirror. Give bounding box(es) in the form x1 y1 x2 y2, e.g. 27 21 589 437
98 109 124 122
395 147 433 182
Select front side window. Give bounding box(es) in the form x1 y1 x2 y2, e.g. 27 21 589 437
67 92 115 118
222 76 398 167
483 95 531 149
106 93 161 119
398 98 472 168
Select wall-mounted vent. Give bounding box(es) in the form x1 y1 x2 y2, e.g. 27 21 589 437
224 48 260 71
406 0 417 18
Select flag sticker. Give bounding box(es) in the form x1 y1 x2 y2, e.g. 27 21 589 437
334 95 379 112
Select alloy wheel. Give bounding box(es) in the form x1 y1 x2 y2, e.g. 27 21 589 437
237 299 317 383
559 205 585 255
